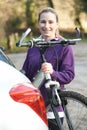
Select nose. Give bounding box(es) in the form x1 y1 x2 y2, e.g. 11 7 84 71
45 22 49 28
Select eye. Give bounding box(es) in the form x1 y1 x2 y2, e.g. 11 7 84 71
40 20 46 24
49 20 54 24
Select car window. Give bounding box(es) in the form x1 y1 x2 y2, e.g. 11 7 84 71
0 49 15 67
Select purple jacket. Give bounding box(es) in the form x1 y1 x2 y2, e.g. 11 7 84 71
22 38 75 101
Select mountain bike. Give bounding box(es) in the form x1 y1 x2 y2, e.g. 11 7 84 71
16 28 87 130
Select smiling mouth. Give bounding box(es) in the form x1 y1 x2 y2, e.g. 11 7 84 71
43 30 50 33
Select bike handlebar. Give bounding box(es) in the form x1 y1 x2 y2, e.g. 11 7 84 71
16 27 81 48
16 38 81 48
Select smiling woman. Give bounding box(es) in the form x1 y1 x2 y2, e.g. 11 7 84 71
22 7 75 130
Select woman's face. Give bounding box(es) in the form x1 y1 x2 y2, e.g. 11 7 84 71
38 12 58 41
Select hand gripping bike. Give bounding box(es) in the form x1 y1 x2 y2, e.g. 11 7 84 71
16 28 87 130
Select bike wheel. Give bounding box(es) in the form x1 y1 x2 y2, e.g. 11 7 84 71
46 90 87 130
59 91 87 130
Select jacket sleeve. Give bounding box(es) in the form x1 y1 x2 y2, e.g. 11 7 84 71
51 45 75 85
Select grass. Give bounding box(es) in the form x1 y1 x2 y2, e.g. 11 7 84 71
0 37 29 54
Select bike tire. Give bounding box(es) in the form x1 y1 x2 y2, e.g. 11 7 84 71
46 90 87 130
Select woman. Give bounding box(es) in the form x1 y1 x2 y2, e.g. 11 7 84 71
22 7 75 130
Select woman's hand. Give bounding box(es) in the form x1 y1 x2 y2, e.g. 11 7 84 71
41 62 53 74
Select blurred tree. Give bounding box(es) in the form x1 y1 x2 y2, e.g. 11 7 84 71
0 0 87 44
26 0 36 27
73 0 87 32
48 0 54 7
25 0 51 35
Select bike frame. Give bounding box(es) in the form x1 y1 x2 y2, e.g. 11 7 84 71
38 47 65 130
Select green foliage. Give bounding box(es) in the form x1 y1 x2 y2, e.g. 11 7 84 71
5 16 22 37
0 38 27 53
0 0 87 51
26 0 37 28
11 16 22 28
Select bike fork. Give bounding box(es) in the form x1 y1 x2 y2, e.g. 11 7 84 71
51 103 64 130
